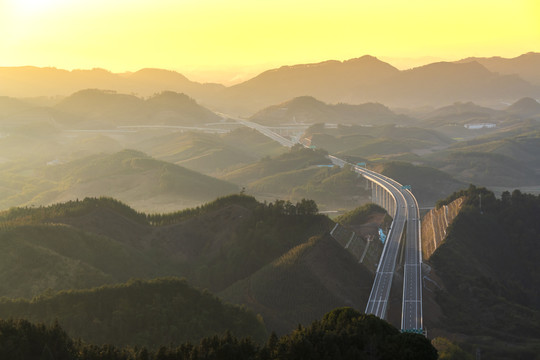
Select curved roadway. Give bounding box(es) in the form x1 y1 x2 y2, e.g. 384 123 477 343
236 119 423 332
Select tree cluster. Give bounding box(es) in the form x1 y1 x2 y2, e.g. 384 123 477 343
0 308 437 360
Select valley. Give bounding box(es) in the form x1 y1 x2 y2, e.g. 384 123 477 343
0 51 539 359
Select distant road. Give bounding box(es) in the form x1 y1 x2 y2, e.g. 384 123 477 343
234 117 423 332
218 113 296 147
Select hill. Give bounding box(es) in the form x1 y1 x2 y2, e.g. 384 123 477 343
425 186 540 359
0 66 224 99
0 149 239 212
220 234 374 334
222 58 538 114
0 195 332 299
379 61 536 107
2 54 539 115
0 308 437 360
428 151 540 187
457 52 540 86
0 278 267 347
419 101 502 126
221 56 399 114
135 127 285 175
250 96 413 126
506 97 540 118
220 145 371 209
54 89 221 128
301 123 454 171
371 161 464 206
222 145 331 184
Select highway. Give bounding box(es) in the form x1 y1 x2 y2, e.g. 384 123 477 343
217 114 296 147
234 118 423 332
401 189 423 331
348 164 408 320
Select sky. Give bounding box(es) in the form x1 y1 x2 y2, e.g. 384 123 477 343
1 0 539 84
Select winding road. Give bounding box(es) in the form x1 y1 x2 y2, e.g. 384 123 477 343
236 118 423 332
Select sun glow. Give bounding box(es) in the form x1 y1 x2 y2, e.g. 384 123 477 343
9 0 71 16
1 0 538 82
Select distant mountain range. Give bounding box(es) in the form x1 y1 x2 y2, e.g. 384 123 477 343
1 53 539 115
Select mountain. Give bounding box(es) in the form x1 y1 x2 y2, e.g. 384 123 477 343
2 53 539 115
505 97 540 118
371 161 465 206
0 66 225 99
424 186 540 359
419 101 502 125
222 146 331 184
0 278 267 347
0 195 332 299
222 58 538 114
219 145 371 209
0 149 239 212
220 56 399 114
374 61 538 108
429 150 540 187
135 127 285 175
301 123 454 163
54 89 221 128
0 96 33 118
444 127 540 170
0 308 438 360
220 234 374 334
250 96 413 126
457 52 540 86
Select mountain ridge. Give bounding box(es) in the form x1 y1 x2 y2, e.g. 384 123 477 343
2 52 538 115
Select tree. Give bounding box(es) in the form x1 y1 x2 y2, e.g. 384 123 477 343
296 199 318 215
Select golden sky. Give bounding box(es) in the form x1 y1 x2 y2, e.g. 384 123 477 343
1 0 539 83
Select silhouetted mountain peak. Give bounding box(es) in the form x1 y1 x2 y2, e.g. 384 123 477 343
506 97 540 117
147 91 195 104
410 60 492 77
130 68 191 83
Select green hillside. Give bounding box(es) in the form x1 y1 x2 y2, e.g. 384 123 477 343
220 146 370 209
0 278 267 347
0 307 437 360
303 123 453 159
0 149 239 212
248 165 370 209
220 234 373 334
54 89 220 127
428 186 540 359
222 145 330 184
136 127 285 175
430 151 540 187
0 224 162 299
443 127 540 169
0 195 331 298
249 96 414 126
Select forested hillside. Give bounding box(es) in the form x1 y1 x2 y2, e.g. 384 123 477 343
0 195 330 299
0 308 437 360
427 186 540 359
0 278 267 347
220 234 374 334
221 145 370 209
